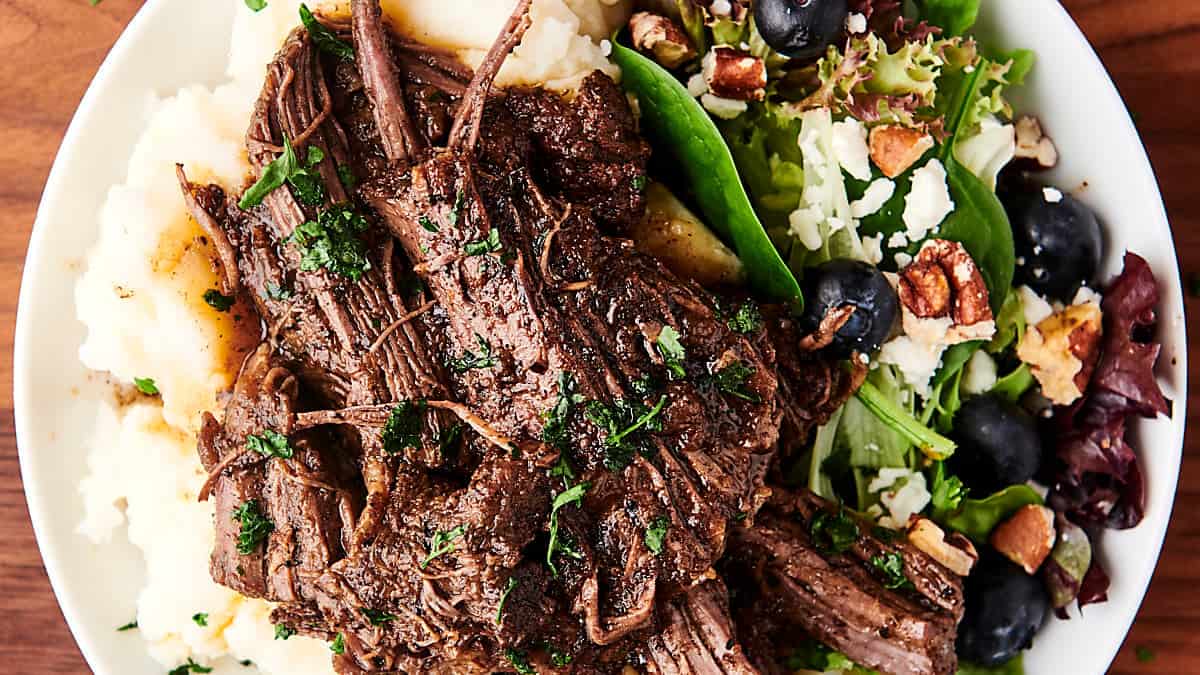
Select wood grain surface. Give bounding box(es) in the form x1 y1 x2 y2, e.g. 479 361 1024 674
0 0 1194 672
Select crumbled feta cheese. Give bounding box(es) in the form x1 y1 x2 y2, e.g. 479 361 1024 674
878 335 944 397
851 177 896 218
711 0 732 16
832 118 872 181
887 231 910 250
903 159 955 240
1018 285 1054 325
599 39 613 57
862 233 884 265
954 118 1015 191
868 469 931 530
686 73 708 97
1043 187 1064 203
894 251 913 268
845 12 868 34
700 93 747 119
962 350 999 395
1072 285 1102 307
789 205 825 250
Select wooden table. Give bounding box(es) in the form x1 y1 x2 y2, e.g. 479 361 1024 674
0 0 1194 671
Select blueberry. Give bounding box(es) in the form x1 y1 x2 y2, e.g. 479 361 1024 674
949 394 1042 495
798 259 898 356
1002 184 1103 302
754 0 850 61
958 553 1049 666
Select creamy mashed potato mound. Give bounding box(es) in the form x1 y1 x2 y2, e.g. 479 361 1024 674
74 1 627 672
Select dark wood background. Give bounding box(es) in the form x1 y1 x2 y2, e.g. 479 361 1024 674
0 0 1194 671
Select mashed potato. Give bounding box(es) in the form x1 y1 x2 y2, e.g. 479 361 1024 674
74 1 627 672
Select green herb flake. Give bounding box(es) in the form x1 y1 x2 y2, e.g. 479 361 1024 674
496 576 519 624
644 516 670 555
632 175 648 191
299 4 355 60
290 203 372 281
655 326 687 379
504 648 536 675
542 372 584 453
239 136 300 210
419 215 440 233
547 482 590 576
870 552 914 590
245 429 294 459
709 361 760 403
337 164 358 191
382 400 426 455
191 612 208 627
421 524 467 569
330 632 345 655
168 658 213 675
449 190 466 226
232 500 274 555
244 0 268 11
547 644 573 667
809 509 860 556
203 289 236 312
930 462 966 520
727 303 764 334
265 283 293 301
116 620 138 632
134 377 159 396
273 624 294 641
463 227 503 256
360 608 399 626
448 334 498 373
585 396 669 472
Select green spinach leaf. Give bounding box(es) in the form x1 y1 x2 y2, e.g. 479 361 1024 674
610 39 802 306
914 0 981 37
943 485 1043 543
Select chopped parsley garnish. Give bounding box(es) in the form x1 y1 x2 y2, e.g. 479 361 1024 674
290 203 372 281
203 289 236 312
585 395 668 472
421 524 467 568
191 612 208 627
630 373 659 397
239 136 300 209
273 624 294 640
449 190 466 226
299 3 355 60
496 576 518 624
708 361 760 403
504 648 536 675
286 145 329 207
655 326 687 379
547 645 573 667
168 658 213 675
360 608 399 626
547 482 590 576
809 508 860 556
245 0 268 11
337 164 357 191
870 552 914 590
632 175 648 191
245 429 294 459
419 215 439 233
464 227 503 256
265 283 292 300
330 633 345 655
726 303 763 334
232 500 274 555
116 620 138 632
542 372 583 454
930 462 966 519
644 516 670 555
448 334 497 373
133 377 159 395
381 400 425 455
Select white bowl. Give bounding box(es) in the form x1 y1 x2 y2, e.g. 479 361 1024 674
14 1 1187 673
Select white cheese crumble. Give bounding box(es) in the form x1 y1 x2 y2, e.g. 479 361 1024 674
789 205 826 250
845 12 868 34
599 39 613 57
832 118 872 181
962 350 999 395
887 230 910 250
868 469 932 530
878 335 944 397
1018 285 1055 326
1043 186 1064 203
902 159 955 240
686 73 708 97
1072 285 1102 307
894 251 913 268
851 177 897 218
862 233 884 265
701 94 747 119
954 117 1015 191
711 0 732 16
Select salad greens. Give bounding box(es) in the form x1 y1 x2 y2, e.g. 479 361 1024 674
942 485 1044 543
610 39 803 306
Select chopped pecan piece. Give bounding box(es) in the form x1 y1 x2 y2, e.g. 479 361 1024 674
702 46 766 101
629 12 697 69
1014 115 1059 168
1017 301 1103 405
869 125 935 178
990 504 1056 575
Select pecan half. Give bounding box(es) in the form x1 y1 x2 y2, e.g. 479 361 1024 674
702 46 766 101
898 239 994 328
629 12 697 69
869 125 935 178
